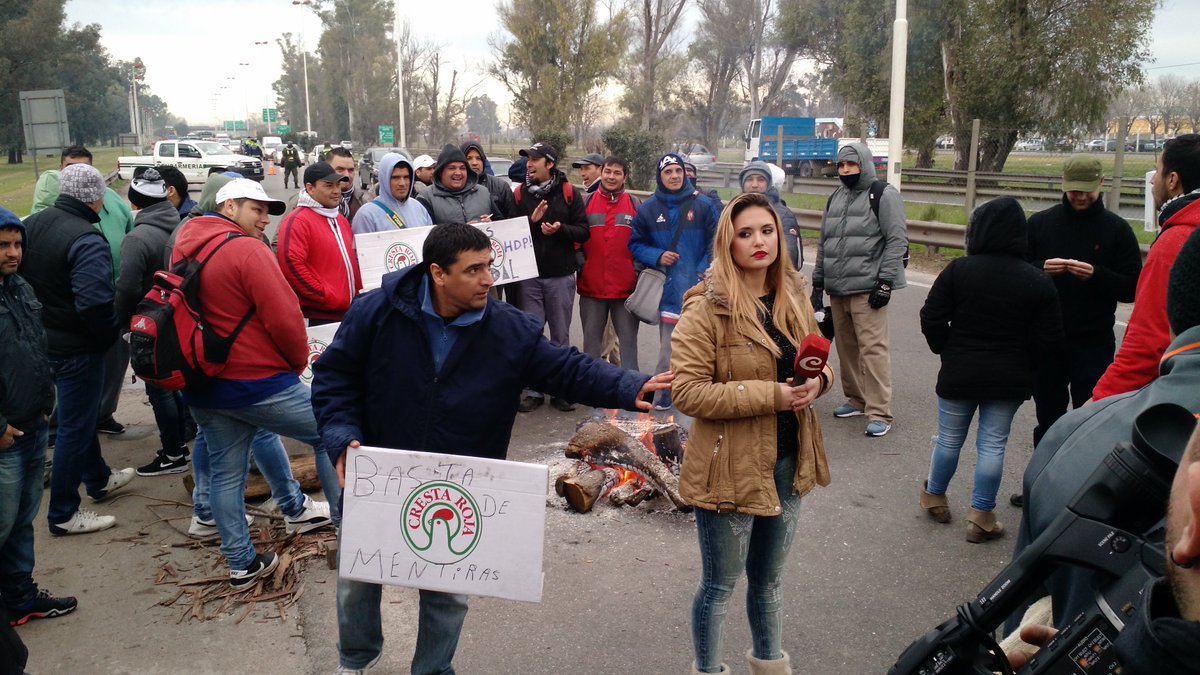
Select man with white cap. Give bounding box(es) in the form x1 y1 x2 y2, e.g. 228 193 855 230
170 179 339 588
19 163 133 535
412 154 436 195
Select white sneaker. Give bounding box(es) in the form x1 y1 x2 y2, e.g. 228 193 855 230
335 652 382 674
50 508 116 535
285 495 332 534
91 467 135 502
187 514 256 539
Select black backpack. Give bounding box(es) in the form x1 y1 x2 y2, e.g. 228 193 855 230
825 179 909 268
129 233 256 391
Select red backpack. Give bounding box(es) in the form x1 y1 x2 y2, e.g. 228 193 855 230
129 233 256 391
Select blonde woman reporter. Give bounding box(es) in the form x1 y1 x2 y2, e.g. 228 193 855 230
671 192 833 675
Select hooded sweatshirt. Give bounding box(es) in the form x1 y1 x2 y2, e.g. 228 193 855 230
416 144 496 225
628 153 719 322
461 141 517 219
276 190 363 322
813 142 907 295
115 200 181 325
0 209 54 434
920 197 1063 400
740 161 802 269
351 154 433 234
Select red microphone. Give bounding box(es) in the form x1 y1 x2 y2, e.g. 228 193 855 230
793 334 831 381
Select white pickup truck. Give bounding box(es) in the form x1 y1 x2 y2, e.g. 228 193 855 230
117 140 265 183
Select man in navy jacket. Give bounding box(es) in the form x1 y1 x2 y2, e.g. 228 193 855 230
311 222 671 674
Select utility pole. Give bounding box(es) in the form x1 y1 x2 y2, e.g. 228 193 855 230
886 0 908 189
394 9 407 148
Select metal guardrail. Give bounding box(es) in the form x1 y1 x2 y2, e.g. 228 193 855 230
104 170 118 185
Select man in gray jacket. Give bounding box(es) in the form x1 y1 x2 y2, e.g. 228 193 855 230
811 142 907 437
416 144 497 225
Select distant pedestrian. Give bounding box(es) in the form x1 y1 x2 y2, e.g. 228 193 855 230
154 166 196 218
0 205 79 625
683 160 723 211
412 154 435 195
740 160 802 269
281 141 304 189
918 198 1062 542
572 152 604 193
20 163 134 535
1025 155 1141 447
811 142 907 437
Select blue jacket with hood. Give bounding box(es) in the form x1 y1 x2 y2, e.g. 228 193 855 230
628 153 719 322
311 262 650 463
0 207 54 434
351 153 434 234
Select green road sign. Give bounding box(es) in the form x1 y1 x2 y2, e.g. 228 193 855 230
224 120 235 130
261 108 278 122
276 125 292 134
378 125 394 144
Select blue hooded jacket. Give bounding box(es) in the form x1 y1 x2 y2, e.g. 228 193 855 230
628 153 719 322
0 206 54 433
351 153 433 234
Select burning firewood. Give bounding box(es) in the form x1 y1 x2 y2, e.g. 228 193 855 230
609 481 655 507
565 420 690 511
560 466 619 513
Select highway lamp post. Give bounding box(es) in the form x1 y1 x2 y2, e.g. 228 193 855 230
253 41 274 134
886 0 908 190
291 0 314 138
238 63 252 138
394 5 406 148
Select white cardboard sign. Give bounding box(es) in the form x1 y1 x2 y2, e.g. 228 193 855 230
339 445 549 603
300 322 340 387
354 217 540 291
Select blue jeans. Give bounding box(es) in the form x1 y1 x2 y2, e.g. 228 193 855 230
692 452 801 671
926 397 1023 512
191 383 341 570
0 421 48 610
654 321 676 408
47 353 113 525
145 382 186 454
337 550 469 674
189 424 304 521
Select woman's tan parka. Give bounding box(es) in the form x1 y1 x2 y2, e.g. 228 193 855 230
671 273 833 516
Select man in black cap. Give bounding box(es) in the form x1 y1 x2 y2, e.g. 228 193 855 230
572 153 604 193
514 142 589 412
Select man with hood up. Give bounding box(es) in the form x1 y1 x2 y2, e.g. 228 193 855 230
811 142 907 437
629 152 720 411
512 142 590 412
416 144 497 225
462 140 517 219
741 160 802 269
351 153 433 234
116 169 190 478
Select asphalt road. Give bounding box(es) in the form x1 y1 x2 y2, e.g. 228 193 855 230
17 169 1135 674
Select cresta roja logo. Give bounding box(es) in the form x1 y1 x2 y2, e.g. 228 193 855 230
489 237 505 269
402 481 481 564
301 338 328 384
384 242 418 272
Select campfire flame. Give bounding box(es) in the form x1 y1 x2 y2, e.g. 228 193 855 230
593 410 680 494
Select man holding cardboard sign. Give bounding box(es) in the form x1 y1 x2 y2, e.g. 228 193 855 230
312 222 672 674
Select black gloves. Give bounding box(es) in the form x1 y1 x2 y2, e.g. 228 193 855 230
809 286 823 312
868 279 893 309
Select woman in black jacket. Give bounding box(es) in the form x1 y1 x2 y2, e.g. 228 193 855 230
919 197 1063 542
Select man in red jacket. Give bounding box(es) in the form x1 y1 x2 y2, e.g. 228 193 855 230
1093 134 1200 400
276 162 363 325
579 156 641 371
173 179 341 589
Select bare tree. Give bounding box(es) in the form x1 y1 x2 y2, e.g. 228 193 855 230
678 0 750 150
1108 84 1151 138
741 0 800 119
1149 74 1187 137
419 53 484 146
623 0 689 131
1184 80 1200 135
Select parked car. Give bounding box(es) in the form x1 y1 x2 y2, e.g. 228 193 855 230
1013 138 1045 152
936 135 955 149
358 147 408 189
490 157 514 181
340 140 353 151
684 144 718 170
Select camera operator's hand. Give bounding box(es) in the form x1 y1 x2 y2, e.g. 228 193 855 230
868 279 893 309
1006 624 1058 670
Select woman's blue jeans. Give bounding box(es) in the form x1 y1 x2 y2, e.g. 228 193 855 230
925 397 1023 512
691 452 801 672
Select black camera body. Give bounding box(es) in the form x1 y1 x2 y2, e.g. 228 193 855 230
889 403 1195 675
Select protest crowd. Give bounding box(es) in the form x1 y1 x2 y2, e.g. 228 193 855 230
2 130 1199 675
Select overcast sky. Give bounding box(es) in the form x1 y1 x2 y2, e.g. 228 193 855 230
63 0 1197 131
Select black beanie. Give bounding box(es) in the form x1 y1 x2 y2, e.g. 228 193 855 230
1167 226 1200 335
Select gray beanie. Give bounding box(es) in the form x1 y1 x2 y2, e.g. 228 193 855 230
59 163 106 203
739 161 773 190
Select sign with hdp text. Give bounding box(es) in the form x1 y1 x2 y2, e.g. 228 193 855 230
339 445 548 602
300 322 340 387
354 217 539 291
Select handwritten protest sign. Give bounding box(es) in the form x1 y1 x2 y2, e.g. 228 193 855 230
339 445 548 602
355 217 540 290
300 322 340 387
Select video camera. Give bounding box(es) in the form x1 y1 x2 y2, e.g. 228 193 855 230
889 403 1196 675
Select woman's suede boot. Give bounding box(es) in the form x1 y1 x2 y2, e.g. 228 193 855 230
692 662 730 674
966 508 1005 543
920 481 951 523
747 649 792 675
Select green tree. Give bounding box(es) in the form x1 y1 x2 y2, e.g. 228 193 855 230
490 0 628 141
621 0 688 132
677 0 749 152
311 0 395 143
466 95 500 138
